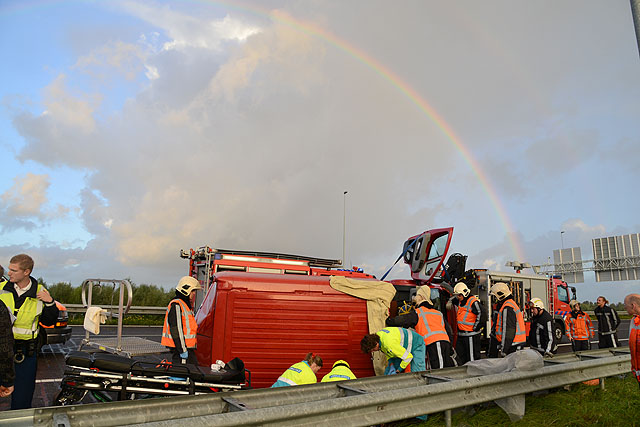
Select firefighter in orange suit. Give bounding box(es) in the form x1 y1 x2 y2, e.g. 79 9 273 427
451 282 484 363
162 276 202 365
623 293 640 389
489 282 526 357
565 300 593 352
386 286 455 369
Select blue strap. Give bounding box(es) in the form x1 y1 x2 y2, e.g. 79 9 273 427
380 238 417 281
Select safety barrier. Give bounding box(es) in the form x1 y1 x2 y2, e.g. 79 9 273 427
0 348 630 427
65 304 166 316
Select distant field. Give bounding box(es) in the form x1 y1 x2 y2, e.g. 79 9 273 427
392 374 640 426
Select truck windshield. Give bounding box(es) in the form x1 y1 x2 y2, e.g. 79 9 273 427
556 285 569 303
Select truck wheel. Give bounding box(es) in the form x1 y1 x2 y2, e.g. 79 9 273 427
554 322 564 342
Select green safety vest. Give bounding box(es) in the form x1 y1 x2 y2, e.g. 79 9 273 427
0 282 44 340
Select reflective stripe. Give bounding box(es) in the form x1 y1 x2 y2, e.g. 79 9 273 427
457 296 479 331
400 329 412 365
276 376 298 386
435 341 443 368
495 299 526 345
416 308 449 345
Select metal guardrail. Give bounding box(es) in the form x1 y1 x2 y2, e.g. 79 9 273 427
65 304 165 316
0 348 630 427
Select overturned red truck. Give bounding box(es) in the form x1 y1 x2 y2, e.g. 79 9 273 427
181 228 576 387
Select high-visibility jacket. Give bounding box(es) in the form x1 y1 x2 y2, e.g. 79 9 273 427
321 362 356 382
565 311 593 341
376 327 415 370
457 295 481 334
629 315 639 382
10 283 45 340
415 307 450 345
0 290 16 316
161 298 197 348
495 299 526 345
272 361 317 387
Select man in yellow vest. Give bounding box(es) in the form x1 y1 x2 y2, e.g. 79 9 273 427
321 359 356 382
2 254 59 409
489 282 526 357
161 276 202 365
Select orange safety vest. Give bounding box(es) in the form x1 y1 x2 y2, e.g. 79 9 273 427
564 312 593 341
161 298 197 348
495 299 526 344
628 315 639 378
415 307 450 345
457 296 479 332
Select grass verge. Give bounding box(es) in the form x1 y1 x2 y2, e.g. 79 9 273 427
390 375 640 426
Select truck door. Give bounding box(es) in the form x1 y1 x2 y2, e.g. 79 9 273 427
404 227 453 284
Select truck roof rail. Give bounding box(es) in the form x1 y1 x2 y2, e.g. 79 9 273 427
180 246 343 269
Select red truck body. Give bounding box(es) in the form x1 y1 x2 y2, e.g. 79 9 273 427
194 272 376 388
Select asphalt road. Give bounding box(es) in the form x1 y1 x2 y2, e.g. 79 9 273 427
0 320 632 410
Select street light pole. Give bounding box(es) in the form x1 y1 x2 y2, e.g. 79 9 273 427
343 191 348 267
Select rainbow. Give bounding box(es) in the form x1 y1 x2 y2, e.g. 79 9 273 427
1 0 526 261
263 7 527 261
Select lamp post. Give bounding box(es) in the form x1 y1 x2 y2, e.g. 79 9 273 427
561 231 565 250
343 191 348 267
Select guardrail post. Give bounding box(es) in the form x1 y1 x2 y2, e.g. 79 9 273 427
444 409 452 427
599 377 605 390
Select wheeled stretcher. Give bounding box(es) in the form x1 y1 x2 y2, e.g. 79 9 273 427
55 350 250 405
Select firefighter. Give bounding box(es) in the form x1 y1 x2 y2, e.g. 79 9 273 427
623 293 640 389
161 276 202 365
2 254 59 410
565 300 594 352
451 282 484 363
527 298 556 357
386 287 455 369
489 282 526 357
272 353 323 387
594 296 620 349
321 359 356 382
361 326 426 374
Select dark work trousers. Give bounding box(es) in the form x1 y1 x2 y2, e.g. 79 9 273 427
169 347 198 367
488 336 499 358
426 340 455 369
456 334 481 364
598 333 618 349
11 352 37 410
572 339 590 352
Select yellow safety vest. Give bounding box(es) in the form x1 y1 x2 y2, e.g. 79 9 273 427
3 283 45 340
321 362 356 382
0 289 16 315
274 361 317 386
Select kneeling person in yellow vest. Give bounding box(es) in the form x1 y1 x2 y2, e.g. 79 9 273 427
321 360 356 382
489 282 526 357
272 353 323 387
161 276 201 365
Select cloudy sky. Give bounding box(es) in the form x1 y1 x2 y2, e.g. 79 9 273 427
1 0 639 303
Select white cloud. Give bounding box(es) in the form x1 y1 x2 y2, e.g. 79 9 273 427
119 1 261 51
1 173 50 218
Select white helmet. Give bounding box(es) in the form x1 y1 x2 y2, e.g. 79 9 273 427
453 282 470 298
569 300 580 309
490 282 511 301
176 276 202 297
413 286 432 305
530 298 545 310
